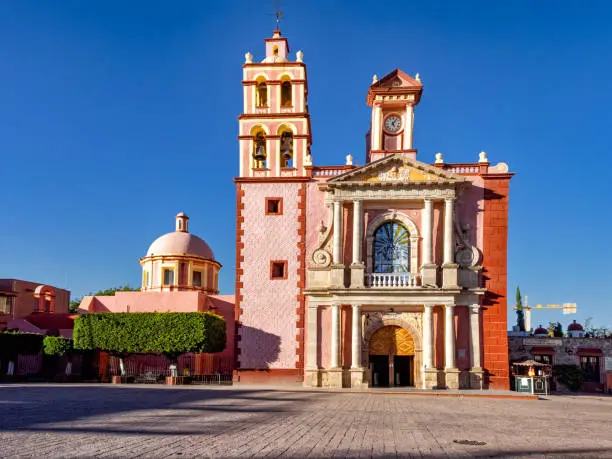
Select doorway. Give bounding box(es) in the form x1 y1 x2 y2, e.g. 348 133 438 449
369 355 390 387
394 355 412 387
368 325 415 388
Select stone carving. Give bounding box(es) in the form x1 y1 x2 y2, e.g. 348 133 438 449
310 205 333 268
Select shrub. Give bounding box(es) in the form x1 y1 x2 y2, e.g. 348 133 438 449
43 336 74 356
553 364 584 392
73 312 226 355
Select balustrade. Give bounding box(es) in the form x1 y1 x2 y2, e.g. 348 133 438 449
366 272 420 288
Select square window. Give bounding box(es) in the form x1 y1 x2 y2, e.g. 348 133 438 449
265 197 283 215
163 268 175 285
270 261 288 280
193 271 202 287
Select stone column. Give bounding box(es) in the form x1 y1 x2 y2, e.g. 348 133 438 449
326 304 343 388
469 304 484 389
304 304 320 387
331 201 345 287
333 201 343 265
351 305 361 369
444 304 460 389
442 198 458 288
350 200 365 287
330 304 340 369
421 199 437 287
372 104 382 150
422 304 438 389
443 199 454 264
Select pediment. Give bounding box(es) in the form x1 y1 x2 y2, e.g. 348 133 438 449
371 69 422 90
327 154 464 186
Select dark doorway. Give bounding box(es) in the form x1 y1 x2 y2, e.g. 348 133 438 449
394 356 412 387
369 355 389 387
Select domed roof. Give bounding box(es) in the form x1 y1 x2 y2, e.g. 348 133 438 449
534 325 549 336
145 213 215 260
568 320 584 331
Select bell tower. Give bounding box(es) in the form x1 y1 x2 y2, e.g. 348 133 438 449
238 29 311 178
366 69 423 163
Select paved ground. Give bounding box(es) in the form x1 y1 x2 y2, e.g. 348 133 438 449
1 384 612 458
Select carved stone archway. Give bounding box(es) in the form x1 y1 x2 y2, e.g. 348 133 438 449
365 211 420 275
362 311 423 388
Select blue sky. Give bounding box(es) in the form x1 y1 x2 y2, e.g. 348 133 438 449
1 1 611 330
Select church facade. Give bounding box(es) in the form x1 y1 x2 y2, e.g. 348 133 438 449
235 30 513 390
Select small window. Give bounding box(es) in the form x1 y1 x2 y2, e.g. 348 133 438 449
265 197 283 215
270 261 287 280
533 354 552 365
0 296 12 315
192 271 202 287
163 268 175 286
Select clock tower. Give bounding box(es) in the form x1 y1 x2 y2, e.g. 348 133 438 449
366 69 423 163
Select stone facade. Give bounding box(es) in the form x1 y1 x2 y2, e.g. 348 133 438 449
235 30 513 390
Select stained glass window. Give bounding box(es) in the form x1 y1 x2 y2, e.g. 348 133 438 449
373 222 410 273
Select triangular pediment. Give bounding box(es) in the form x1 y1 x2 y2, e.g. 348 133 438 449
327 154 464 186
371 69 422 90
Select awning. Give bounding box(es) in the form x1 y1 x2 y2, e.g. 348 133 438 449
530 347 555 354
577 348 603 355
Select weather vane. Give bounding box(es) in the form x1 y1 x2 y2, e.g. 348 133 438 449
275 10 283 29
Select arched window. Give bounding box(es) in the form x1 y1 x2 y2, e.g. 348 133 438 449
373 222 410 273
280 130 293 167
256 81 268 107
253 131 267 168
281 81 292 107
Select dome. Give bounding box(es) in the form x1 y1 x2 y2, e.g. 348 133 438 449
534 325 549 336
568 320 584 331
146 232 214 259
145 213 215 260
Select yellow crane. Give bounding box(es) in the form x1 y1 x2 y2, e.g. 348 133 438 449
515 296 577 332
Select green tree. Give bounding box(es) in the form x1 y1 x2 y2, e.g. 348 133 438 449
69 284 140 313
43 336 74 356
73 312 226 376
546 321 564 337
515 286 525 331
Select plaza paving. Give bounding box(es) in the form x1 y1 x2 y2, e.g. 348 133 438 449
1 384 611 458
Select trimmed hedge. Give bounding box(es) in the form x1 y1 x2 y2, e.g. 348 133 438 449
73 312 226 355
43 336 74 356
0 332 44 357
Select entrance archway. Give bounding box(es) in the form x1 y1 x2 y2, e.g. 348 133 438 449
368 325 415 387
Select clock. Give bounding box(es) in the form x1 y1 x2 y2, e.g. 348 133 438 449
384 114 402 133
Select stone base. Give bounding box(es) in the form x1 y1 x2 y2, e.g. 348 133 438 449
442 263 459 288
423 368 440 389
469 368 484 389
349 367 368 389
350 263 365 288
112 376 125 384
330 265 345 288
166 376 186 385
321 368 343 388
445 368 461 389
421 264 438 287
303 369 322 387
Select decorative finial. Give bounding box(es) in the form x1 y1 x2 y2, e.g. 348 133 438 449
275 10 283 31
296 50 303 62
244 52 253 64
345 154 353 166
304 153 313 166
435 152 444 164
478 151 489 163
372 74 378 84
415 73 421 83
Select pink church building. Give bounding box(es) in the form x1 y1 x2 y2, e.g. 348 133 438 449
234 30 513 390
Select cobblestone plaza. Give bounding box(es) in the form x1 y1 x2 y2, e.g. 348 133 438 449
1 384 611 458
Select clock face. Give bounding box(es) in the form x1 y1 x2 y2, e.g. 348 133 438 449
384 115 402 133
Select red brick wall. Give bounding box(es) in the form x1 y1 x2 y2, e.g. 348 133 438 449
481 174 512 389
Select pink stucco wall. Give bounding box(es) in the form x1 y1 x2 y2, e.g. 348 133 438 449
238 182 301 369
